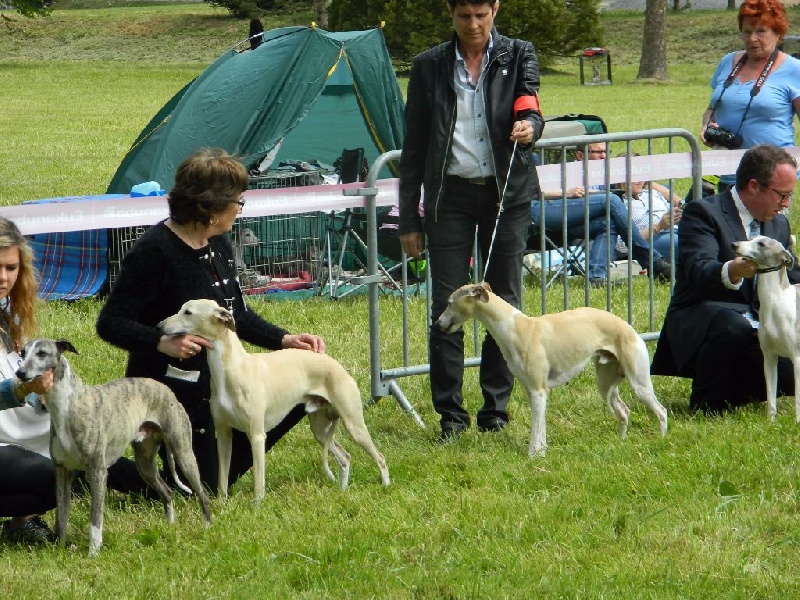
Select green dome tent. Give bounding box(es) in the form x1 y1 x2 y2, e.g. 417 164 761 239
107 26 405 194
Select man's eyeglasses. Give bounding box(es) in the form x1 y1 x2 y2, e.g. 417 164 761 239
770 188 793 203
587 149 606 155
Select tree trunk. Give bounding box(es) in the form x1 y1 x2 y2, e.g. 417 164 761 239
727 0 736 9
637 0 669 80
314 0 331 29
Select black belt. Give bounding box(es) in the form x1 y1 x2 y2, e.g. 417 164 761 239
447 175 495 186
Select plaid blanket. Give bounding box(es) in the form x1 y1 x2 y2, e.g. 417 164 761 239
25 195 125 300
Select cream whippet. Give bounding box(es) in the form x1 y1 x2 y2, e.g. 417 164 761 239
158 299 390 501
16 339 211 556
732 235 800 421
436 283 668 456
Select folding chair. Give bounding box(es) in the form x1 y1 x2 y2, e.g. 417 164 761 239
524 224 587 289
317 149 404 298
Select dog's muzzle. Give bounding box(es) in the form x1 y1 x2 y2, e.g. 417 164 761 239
435 314 461 333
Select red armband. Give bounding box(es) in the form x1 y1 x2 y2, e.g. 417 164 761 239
514 95 540 117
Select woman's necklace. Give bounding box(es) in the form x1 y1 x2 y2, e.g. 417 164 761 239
169 219 208 250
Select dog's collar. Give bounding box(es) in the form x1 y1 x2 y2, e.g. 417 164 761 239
756 264 785 274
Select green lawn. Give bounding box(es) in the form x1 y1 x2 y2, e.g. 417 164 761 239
2 3 800 598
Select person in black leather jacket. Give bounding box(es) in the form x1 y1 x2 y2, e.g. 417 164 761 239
398 0 544 441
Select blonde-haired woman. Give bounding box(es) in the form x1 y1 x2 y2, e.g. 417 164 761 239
0 216 56 545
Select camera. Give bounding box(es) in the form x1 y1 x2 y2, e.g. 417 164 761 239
705 125 743 150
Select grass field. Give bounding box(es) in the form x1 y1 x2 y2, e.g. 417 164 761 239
3 3 800 598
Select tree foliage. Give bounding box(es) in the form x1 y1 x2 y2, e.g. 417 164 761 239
3 0 52 18
204 0 280 19
328 0 603 66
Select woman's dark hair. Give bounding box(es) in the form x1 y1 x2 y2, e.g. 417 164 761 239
168 148 249 225
735 144 797 190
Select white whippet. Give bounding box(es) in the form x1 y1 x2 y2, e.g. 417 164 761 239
732 234 800 421
158 299 390 501
436 283 668 456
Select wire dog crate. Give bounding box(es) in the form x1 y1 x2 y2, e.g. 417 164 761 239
107 173 328 295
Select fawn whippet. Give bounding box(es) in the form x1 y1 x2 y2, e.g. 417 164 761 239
436 283 668 456
158 299 390 501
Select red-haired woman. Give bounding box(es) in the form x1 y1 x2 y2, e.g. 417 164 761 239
701 0 800 190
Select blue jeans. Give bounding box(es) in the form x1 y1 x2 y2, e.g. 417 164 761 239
531 193 663 279
651 230 678 261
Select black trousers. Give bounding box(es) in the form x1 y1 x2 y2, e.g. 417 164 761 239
690 308 795 413
424 177 529 429
0 445 156 517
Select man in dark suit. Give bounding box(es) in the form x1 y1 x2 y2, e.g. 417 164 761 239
651 145 799 414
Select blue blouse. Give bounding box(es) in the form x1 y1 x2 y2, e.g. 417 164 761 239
709 51 800 148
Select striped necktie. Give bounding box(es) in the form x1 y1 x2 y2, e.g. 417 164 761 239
748 219 761 239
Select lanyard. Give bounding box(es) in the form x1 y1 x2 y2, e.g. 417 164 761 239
710 49 779 135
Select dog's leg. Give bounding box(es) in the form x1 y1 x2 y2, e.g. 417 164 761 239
54 464 73 545
528 389 547 457
166 430 212 527
763 350 780 421
793 359 800 424
309 412 351 488
626 340 669 435
336 409 390 487
132 439 176 524
215 425 234 499
247 429 267 503
328 438 352 490
87 464 108 557
595 359 630 438
308 411 337 483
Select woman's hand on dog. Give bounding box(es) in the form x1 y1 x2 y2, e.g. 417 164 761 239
15 370 54 403
282 333 326 354
158 334 213 360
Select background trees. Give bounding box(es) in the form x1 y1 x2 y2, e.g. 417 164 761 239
2 0 51 17
329 0 603 67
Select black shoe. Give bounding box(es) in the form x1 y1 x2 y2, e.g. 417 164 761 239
477 418 508 433
650 258 672 283
1 516 57 545
436 423 466 443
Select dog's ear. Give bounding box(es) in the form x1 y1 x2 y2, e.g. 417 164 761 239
476 282 490 303
782 249 795 270
789 235 796 252
55 339 78 355
213 307 236 332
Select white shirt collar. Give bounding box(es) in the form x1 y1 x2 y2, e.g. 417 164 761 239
731 186 758 233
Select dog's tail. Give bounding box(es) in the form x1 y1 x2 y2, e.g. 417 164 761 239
165 450 193 495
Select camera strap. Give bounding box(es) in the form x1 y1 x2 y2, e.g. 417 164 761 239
710 49 779 135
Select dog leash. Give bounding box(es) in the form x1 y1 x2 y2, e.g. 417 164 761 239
482 139 517 281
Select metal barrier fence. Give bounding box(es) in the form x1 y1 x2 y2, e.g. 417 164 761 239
356 129 703 427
